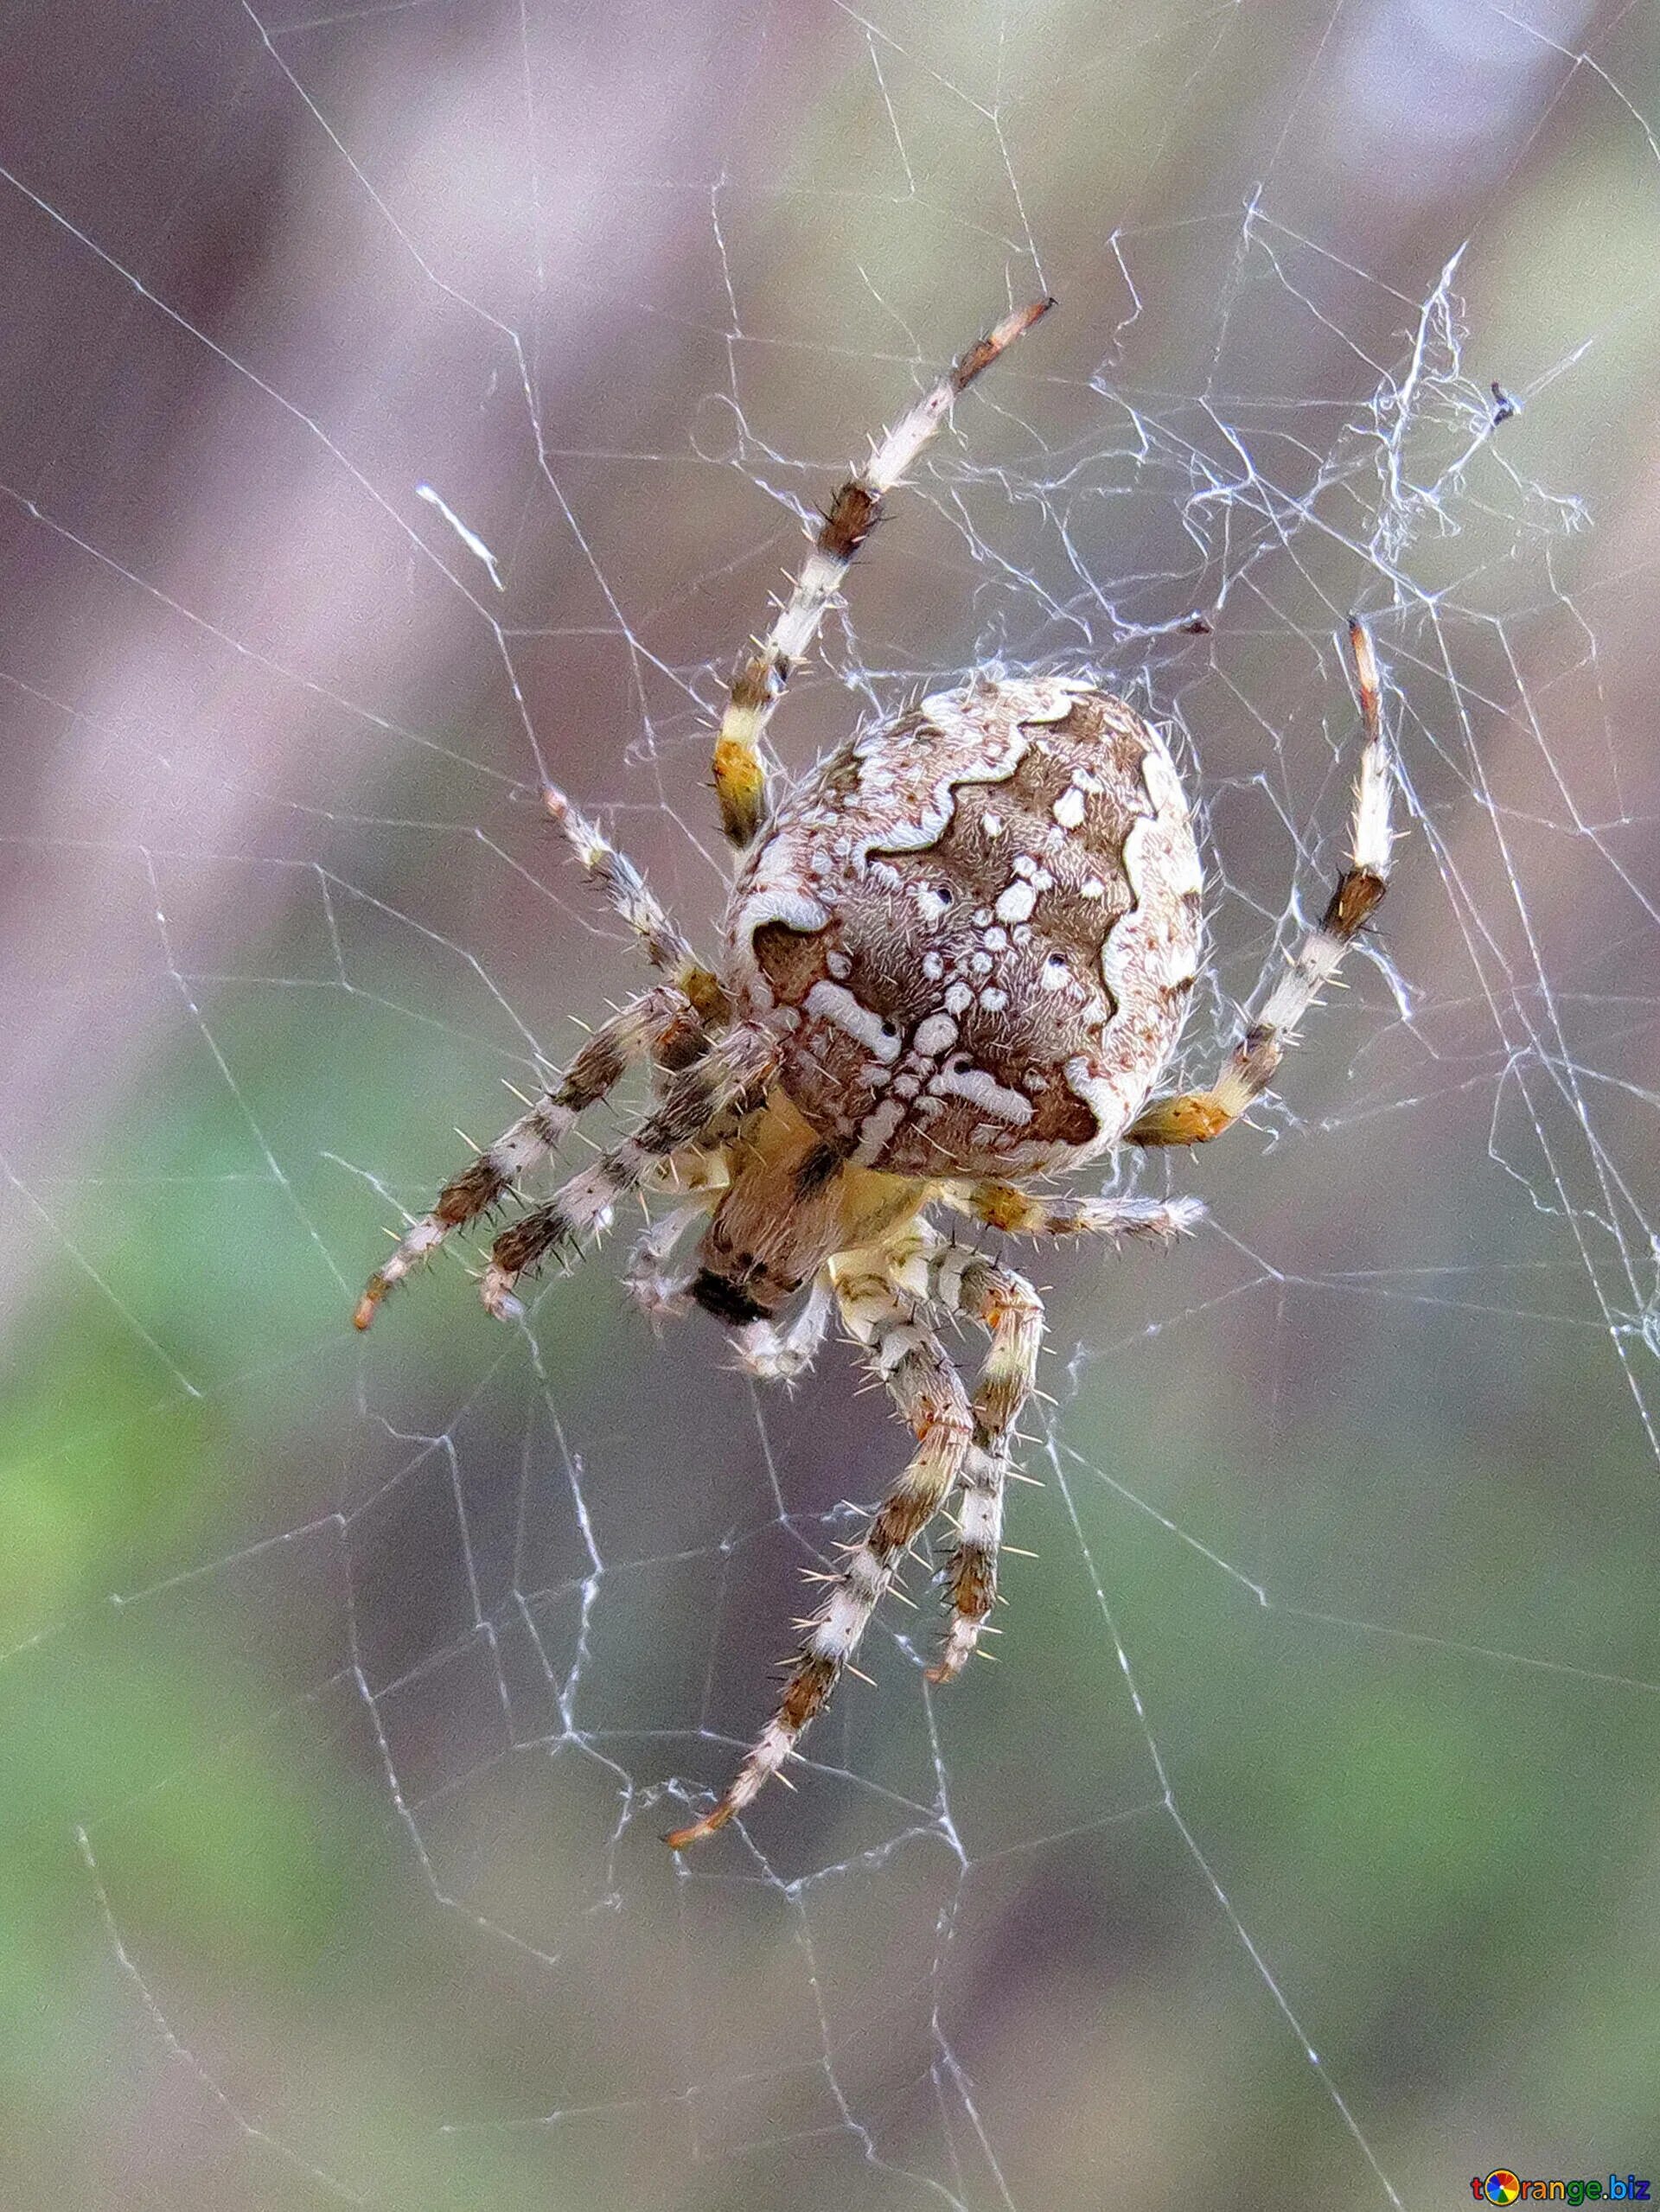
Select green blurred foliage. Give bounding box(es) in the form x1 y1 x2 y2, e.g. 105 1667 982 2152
6 2 1660 2208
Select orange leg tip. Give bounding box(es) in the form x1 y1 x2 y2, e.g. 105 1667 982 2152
994 297 1055 346
1347 615 1381 702
926 1641 975 1685
662 1803 732 1851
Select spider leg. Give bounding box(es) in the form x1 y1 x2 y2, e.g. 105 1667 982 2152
711 296 1055 848
664 1277 973 1847
925 1248 1044 1682
920 1183 1205 1671
1127 617 1395 1147
480 1024 777 1320
642 1143 732 1200
942 1184 1205 1243
542 783 727 1023
354 982 715 1330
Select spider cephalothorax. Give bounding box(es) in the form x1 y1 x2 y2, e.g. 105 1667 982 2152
354 299 1394 1849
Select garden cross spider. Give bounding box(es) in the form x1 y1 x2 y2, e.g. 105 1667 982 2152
354 298 1394 1848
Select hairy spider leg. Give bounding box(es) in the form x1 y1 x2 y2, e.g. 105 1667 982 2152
541 783 728 1023
480 1023 778 1319
354 982 715 1330
942 1184 1206 1242
925 1248 1044 1682
922 1190 1204 1667
664 1265 973 1847
1127 616 1395 1147
711 296 1057 848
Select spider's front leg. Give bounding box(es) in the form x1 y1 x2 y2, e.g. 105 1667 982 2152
481 1023 777 1319
710 296 1055 848
540 781 727 1023
664 1277 973 1848
354 982 715 1329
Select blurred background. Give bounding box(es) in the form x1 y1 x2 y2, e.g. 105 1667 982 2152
3 1 1659 2206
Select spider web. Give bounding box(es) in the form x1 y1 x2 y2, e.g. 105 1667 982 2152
4 2 1659 2206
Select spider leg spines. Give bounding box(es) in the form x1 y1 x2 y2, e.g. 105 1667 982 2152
540 780 723 1011
1127 617 1395 1151
947 1185 1206 1243
350 984 718 1330
710 298 1054 848
666 1303 973 1847
925 1255 1043 1683
1122 1093 1234 1148
476 1026 777 1322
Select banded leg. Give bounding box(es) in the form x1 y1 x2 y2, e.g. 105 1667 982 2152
665 1296 973 1847
481 1023 777 1319
542 784 727 1024
1127 617 1395 1147
927 1251 1044 1682
354 983 712 1330
945 1184 1206 1243
712 296 1056 847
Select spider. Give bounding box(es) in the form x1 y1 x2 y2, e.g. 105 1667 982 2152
354 297 1395 1850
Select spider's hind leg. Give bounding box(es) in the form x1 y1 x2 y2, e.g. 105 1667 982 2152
942 1184 1205 1243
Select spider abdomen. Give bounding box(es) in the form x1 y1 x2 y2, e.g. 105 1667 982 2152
726 679 1204 1178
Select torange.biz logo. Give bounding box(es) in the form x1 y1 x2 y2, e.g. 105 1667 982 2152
1473 2177 1650 2205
